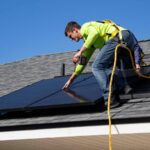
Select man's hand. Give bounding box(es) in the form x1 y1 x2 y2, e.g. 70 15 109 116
62 80 72 90
62 73 77 90
74 51 82 58
135 64 141 73
72 46 87 63
72 51 82 63
72 56 80 64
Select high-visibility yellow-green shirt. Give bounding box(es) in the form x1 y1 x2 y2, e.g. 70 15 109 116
81 21 125 49
74 21 125 75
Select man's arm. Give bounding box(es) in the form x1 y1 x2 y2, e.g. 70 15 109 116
62 73 77 89
134 44 143 72
62 47 95 90
74 26 99 61
73 46 87 62
62 63 86 90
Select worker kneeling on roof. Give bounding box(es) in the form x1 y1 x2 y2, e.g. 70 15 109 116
63 20 143 108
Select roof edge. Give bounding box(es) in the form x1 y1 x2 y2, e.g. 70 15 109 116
0 123 150 141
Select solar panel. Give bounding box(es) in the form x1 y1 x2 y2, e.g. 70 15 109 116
0 73 101 113
29 76 101 109
0 66 150 113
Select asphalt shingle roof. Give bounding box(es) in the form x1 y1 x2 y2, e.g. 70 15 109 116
0 40 150 130
0 40 150 97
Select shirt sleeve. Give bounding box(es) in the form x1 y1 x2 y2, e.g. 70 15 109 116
83 26 99 49
74 64 85 75
74 47 95 75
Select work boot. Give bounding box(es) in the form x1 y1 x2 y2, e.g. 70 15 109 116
105 94 120 109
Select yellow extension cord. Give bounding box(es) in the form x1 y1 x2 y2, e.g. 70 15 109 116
108 43 150 150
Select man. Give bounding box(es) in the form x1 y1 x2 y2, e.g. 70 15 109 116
63 20 143 107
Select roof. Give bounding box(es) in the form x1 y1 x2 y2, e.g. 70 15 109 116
0 40 150 150
0 40 150 132
0 40 150 97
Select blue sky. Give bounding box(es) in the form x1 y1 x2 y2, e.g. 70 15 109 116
0 0 150 64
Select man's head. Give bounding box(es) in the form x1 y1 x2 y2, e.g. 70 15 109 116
64 21 82 42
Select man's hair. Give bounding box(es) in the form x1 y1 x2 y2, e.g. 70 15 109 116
64 21 81 36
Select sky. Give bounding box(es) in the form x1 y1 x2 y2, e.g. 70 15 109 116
0 0 150 64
